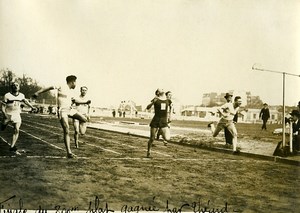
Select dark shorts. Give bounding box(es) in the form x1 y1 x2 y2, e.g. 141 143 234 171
150 116 168 128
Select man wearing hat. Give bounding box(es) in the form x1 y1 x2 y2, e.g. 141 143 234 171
290 110 300 153
259 103 270 130
223 93 237 146
209 95 242 153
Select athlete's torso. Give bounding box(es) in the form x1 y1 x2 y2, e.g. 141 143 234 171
3 92 25 114
56 84 75 109
73 95 89 114
153 98 171 118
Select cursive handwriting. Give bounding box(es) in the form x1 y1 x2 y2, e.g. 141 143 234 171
0 195 237 213
54 205 79 213
121 197 159 213
86 196 114 213
191 199 229 213
0 196 27 213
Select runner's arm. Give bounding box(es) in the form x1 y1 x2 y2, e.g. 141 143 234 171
168 103 173 123
32 86 56 98
87 104 91 121
22 99 36 111
146 97 158 110
1 101 8 118
72 98 91 105
1 95 9 118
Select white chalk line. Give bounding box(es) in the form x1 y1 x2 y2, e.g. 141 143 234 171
23 120 171 157
0 155 90 159
0 132 23 156
0 135 10 146
22 122 122 155
0 123 63 151
0 155 224 162
1 120 169 159
26 120 171 157
26 155 90 159
19 128 64 151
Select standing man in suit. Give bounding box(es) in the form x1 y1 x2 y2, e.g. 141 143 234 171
259 103 270 130
290 110 300 153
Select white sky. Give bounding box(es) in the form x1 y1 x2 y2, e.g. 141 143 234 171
1 0 300 108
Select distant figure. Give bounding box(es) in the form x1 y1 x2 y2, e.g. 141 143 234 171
112 109 116 117
259 103 270 130
48 105 54 114
123 111 126 118
289 110 300 153
1 82 36 153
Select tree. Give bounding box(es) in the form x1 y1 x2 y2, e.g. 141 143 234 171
0 68 16 96
0 68 55 104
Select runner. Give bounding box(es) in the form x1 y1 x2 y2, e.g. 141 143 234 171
1 82 36 154
72 86 91 148
156 90 173 145
208 96 242 154
146 89 171 158
33 75 87 158
223 93 234 147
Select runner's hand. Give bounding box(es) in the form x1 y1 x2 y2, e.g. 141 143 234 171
31 107 38 113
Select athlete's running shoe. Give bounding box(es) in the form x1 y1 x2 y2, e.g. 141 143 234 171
9 146 17 152
67 153 77 159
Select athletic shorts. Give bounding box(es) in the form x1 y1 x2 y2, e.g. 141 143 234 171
4 113 22 124
58 107 72 119
150 116 168 128
213 118 237 137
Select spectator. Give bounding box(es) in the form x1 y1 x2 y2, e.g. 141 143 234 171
289 110 300 153
259 103 270 130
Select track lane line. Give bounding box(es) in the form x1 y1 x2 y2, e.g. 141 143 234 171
22 123 122 155
19 128 64 151
23 121 171 157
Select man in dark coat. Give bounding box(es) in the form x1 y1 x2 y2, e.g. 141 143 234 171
290 110 300 153
259 103 270 130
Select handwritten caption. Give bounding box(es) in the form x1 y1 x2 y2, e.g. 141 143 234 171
0 195 238 213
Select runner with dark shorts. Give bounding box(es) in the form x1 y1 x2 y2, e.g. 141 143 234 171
156 91 173 145
146 89 171 158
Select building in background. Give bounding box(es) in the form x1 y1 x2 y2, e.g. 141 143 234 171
202 91 263 108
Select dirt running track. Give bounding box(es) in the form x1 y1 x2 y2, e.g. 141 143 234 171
0 114 299 212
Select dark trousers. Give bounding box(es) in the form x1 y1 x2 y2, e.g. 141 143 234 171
293 135 300 152
224 127 233 145
262 119 268 130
